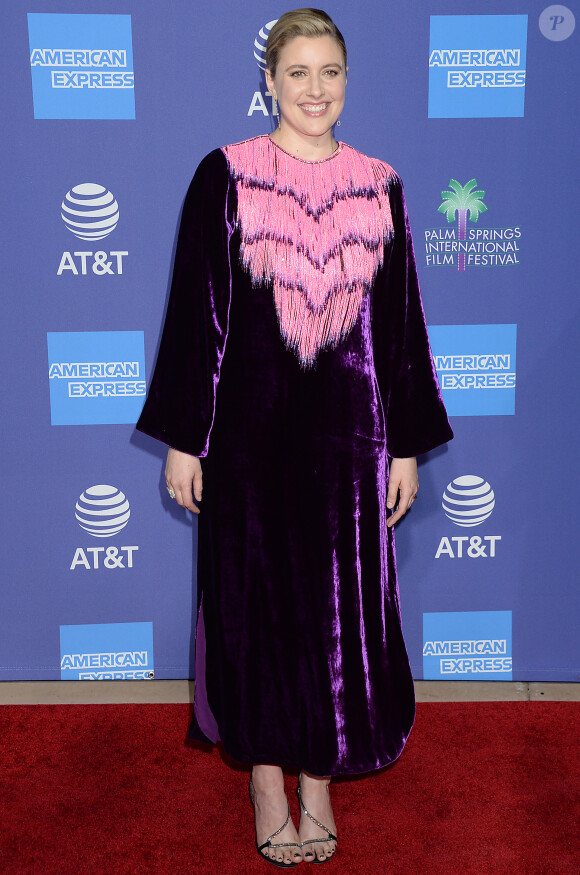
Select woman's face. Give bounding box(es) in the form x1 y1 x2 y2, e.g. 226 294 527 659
266 35 346 143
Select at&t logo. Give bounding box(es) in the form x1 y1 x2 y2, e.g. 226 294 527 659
70 484 138 570
57 182 128 276
248 20 279 118
435 475 502 559
62 183 119 239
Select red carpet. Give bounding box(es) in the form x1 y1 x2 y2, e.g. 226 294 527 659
1 702 578 874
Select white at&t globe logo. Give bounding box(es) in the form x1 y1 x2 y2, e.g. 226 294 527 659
442 475 495 527
254 20 277 69
61 183 119 241
75 485 130 537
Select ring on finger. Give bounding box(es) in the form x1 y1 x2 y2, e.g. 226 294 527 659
166 485 176 499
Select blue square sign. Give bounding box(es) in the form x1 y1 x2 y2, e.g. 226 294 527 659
60 622 154 680
28 13 135 119
428 15 528 118
47 331 146 425
423 611 512 680
427 324 516 416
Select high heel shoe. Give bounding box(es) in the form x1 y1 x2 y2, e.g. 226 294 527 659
249 779 302 869
297 783 338 864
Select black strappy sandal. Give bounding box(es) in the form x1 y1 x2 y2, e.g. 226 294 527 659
249 780 302 869
297 783 338 864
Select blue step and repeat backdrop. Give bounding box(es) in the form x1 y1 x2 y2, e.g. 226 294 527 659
1 1 577 683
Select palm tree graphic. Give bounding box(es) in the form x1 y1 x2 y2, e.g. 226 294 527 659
438 179 487 272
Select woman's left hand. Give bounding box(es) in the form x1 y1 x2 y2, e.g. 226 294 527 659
386 457 419 527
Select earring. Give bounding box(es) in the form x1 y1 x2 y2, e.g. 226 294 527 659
336 118 341 127
276 109 280 127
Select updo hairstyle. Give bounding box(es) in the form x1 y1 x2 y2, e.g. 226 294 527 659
265 8 347 77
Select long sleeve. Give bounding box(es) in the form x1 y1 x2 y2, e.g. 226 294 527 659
372 174 453 458
136 149 236 457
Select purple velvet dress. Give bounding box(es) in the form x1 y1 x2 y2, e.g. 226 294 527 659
137 135 453 776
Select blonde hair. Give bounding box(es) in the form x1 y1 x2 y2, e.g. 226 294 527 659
265 8 347 77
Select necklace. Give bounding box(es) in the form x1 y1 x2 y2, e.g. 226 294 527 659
267 134 343 164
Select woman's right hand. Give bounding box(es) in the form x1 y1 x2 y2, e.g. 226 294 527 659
165 447 203 514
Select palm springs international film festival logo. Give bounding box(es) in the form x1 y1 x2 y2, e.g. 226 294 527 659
70 485 138 571
435 475 501 559
28 13 135 120
428 15 528 118
248 19 278 117
425 179 521 272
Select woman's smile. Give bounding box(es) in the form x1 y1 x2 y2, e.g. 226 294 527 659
299 102 331 116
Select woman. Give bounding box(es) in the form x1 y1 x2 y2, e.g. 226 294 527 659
137 8 453 868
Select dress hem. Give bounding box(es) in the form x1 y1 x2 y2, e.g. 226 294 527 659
187 711 416 777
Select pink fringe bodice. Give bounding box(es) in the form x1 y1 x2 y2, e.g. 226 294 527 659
223 135 396 367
